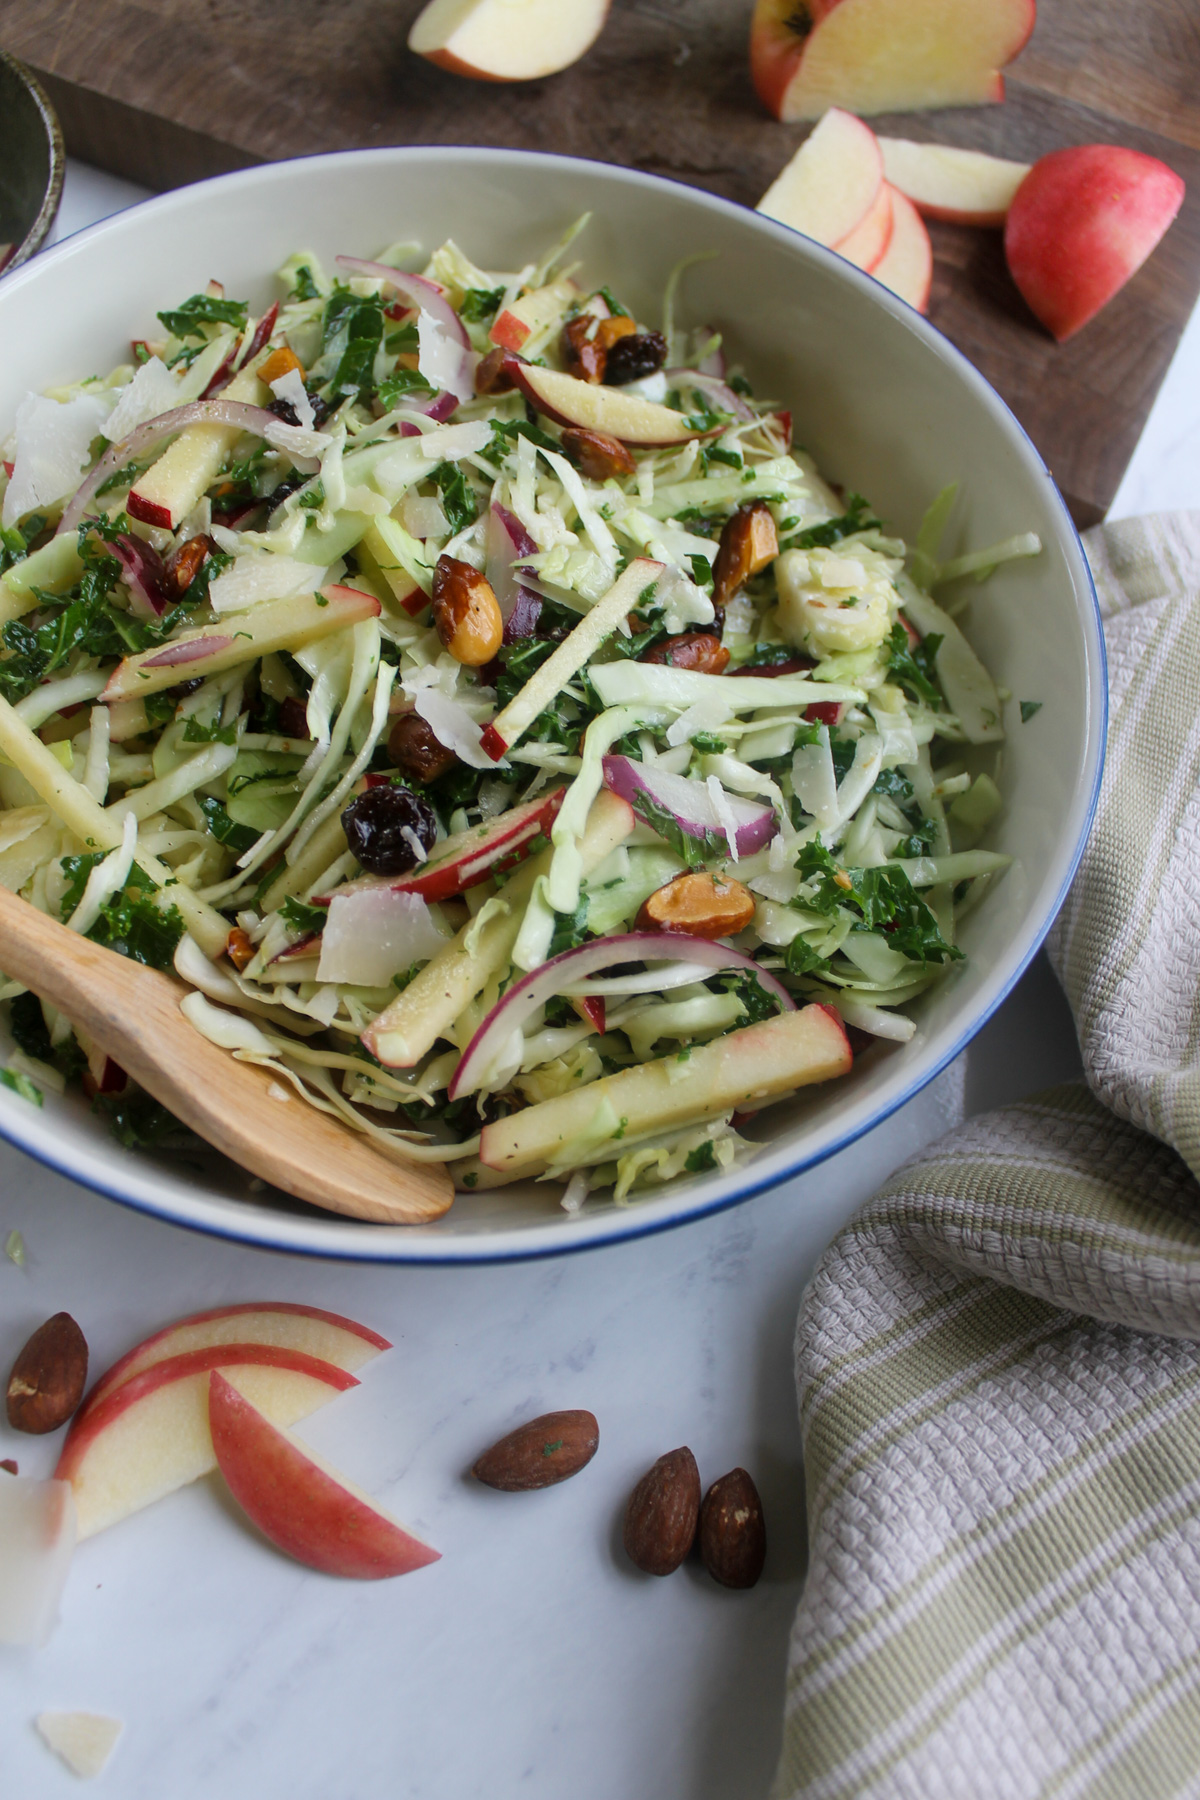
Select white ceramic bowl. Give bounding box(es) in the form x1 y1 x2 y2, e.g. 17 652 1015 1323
0 148 1104 1262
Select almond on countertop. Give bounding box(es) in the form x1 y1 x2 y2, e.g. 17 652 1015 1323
699 1467 766 1588
472 1409 599 1490
623 1447 701 1575
6 1313 89 1435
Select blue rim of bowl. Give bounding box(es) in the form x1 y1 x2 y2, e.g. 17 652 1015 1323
0 52 66 274
0 145 1108 1263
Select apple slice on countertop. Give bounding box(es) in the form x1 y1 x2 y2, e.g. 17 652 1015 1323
55 1345 359 1539
0 1477 76 1647
78 1302 391 1420
757 107 883 251
879 138 1031 225
1004 145 1186 342
209 1373 440 1579
835 181 894 272
509 363 722 446
869 187 933 312
409 0 610 82
750 0 1036 123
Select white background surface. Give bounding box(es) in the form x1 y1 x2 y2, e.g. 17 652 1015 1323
0 162 1195 1799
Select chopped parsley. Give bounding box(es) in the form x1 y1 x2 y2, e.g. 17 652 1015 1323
279 896 326 935
787 493 879 549
459 286 506 322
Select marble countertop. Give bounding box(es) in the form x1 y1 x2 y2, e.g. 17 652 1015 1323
1 163 1196 1800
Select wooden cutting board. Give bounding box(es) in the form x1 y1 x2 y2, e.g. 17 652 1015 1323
6 0 1198 526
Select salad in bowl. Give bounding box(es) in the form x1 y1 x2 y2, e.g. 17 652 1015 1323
0 216 1037 1216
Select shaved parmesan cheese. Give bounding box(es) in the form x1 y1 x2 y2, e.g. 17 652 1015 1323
317 888 448 986
0 1479 76 1647
103 357 178 441
269 367 315 431
417 309 474 402
208 555 326 615
706 774 740 861
36 1713 123 1779
2 391 113 528
414 688 499 770
400 491 449 540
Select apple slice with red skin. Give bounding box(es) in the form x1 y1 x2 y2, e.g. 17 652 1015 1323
55 1345 358 1540
408 0 610 82
209 1373 440 1579
870 187 933 312
77 1303 390 1422
757 107 884 251
835 181 894 272
510 363 722 447
750 0 1035 122
325 787 567 906
879 138 1030 225
1005 145 1186 342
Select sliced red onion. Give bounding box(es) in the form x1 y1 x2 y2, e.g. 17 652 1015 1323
665 368 756 423
601 755 777 859
449 933 794 1099
141 634 235 669
109 533 171 618
239 301 279 370
502 588 543 644
334 256 468 349
56 400 305 536
486 502 540 626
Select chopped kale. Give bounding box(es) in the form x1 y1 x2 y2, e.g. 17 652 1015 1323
431 461 479 536
784 937 833 977
321 288 385 400
792 839 961 965
713 968 786 1022
684 1140 718 1173
885 621 944 711
196 795 258 855
58 856 186 971
788 493 879 549
459 286 506 322
548 900 591 959
279 896 327 935
1020 699 1043 723
288 264 321 302
157 293 249 341
377 366 435 411
181 714 237 745
479 417 561 469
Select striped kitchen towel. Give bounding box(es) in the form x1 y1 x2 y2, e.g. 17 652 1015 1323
774 512 1200 1800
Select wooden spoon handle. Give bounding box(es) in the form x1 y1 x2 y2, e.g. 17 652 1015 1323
0 885 454 1225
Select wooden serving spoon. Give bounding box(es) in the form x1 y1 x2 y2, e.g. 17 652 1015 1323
0 884 454 1225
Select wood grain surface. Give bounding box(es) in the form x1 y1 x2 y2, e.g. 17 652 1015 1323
5 0 1198 525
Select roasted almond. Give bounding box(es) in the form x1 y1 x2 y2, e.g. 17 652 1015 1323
641 632 729 674
637 871 756 939
226 926 255 971
166 535 213 597
388 712 459 783
623 1447 701 1575
475 346 517 395
712 503 779 612
563 316 607 384
560 426 636 482
6 1312 89 1435
472 1409 599 1490
699 1467 766 1589
431 556 504 667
